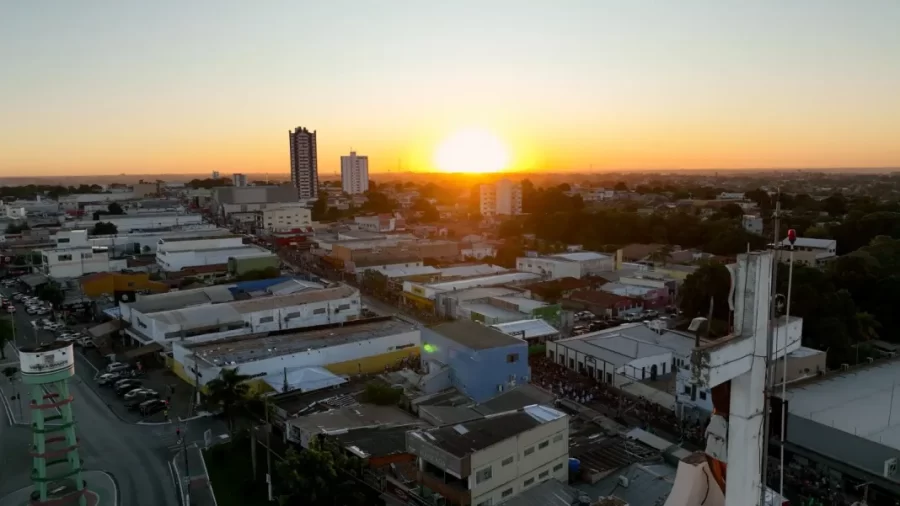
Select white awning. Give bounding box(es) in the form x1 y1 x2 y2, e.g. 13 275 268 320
262 367 347 394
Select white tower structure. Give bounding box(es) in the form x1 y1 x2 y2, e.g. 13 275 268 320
665 251 799 506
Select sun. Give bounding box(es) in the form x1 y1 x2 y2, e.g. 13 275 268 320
434 128 510 173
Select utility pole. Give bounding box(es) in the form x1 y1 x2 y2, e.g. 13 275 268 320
265 395 273 502
177 426 191 506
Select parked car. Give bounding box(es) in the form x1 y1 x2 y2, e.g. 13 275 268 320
123 388 156 401
106 362 130 374
5 305 15 313
97 373 123 386
125 391 160 410
75 337 95 348
11 293 23 301
139 399 167 416
114 380 142 396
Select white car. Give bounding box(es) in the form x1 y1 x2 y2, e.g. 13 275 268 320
45 323 63 331
123 388 155 401
107 362 130 374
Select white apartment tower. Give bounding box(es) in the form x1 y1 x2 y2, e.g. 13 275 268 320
340 151 369 195
289 126 318 199
480 178 522 216
232 173 248 187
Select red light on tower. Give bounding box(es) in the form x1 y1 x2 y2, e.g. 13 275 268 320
787 229 797 245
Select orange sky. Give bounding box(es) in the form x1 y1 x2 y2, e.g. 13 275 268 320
1 2 899 176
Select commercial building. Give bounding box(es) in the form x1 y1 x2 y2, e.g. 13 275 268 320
455 295 560 325
423 320 530 402
289 126 319 199
341 151 369 194
515 252 613 280
354 214 404 233
79 272 168 299
406 404 569 506
563 290 643 319
39 246 127 279
491 319 561 344
232 173 248 187
404 272 541 309
258 206 313 232
777 236 837 267
123 283 360 346
173 317 419 388
479 179 522 216
211 186 301 218
287 404 419 447
155 235 275 272
58 192 136 212
781 359 900 498
53 227 228 255
63 212 204 232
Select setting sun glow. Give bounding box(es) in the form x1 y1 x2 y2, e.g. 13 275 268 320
434 128 510 174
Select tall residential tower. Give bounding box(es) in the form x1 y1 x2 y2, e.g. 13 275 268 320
340 151 369 195
288 126 318 199
479 178 522 216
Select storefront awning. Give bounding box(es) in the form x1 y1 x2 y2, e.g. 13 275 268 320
122 342 163 361
88 320 124 339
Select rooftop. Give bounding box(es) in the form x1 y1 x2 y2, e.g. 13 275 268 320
472 384 557 415
431 320 526 351
334 424 425 459
426 272 541 292
129 285 235 313
568 289 638 307
409 405 565 458
188 317 416 366
499 479 580 506
600 283 657 297
287 404 417 434
786 360 900 451
550 251 610 262
491 319 560 340
555 323 698 366
489 295 549 313
525 277 594 293
781 236 836 249
576 462 677 506
370 265 441 278
438 264 508 278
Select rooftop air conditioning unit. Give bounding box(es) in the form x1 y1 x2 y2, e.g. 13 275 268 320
884 457 897 478
617 475 630 488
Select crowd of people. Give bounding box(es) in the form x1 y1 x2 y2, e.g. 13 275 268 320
766 458 866 506
530 355 707 447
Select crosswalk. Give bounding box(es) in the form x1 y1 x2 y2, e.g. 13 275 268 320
153 427 187 452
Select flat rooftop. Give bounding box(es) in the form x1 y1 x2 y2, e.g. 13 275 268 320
431 320 526 350
786 360 900 451
554 322 699 366
159 234 242 243
334 424 426 459
129 285 235 313
459 303 524 322
491 319 560 340
427 272 541 292
409 405 564 458
286 404 417 434
189 317 417 366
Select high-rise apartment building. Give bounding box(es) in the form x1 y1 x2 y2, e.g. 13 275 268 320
212 170 220 179
232 173 248 187
479 178 522 216
288 126 318 200
340 151 369 195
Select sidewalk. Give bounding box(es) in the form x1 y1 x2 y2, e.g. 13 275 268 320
172 444 217 506
0 470 117 506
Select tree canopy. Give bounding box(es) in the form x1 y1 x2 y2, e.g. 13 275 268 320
275 439 367 506
91 221 118 236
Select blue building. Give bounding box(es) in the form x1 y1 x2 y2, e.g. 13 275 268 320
422 320 531 402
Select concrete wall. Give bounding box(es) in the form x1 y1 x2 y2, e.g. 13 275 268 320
469 413 568 506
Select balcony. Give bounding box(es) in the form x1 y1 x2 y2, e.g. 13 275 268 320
416 466 471 506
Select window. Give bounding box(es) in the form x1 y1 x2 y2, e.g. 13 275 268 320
81 253 92 259
699 391 707 400
338 304 350 310
476 500 492 506
524 447 534 456
553 434 563 443
539 470 549 480
523 477 534 487
553 463 563 472
313 308 326 314
501 488 513 498
259 316 274 324
57 238 70 244
501 456 514 466
475 466 492 484
506 353 519 363
58 254 72 261
137 319 147 329
538 440 549 450
683 385 691 395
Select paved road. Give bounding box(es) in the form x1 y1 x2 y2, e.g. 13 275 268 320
0 287 226 506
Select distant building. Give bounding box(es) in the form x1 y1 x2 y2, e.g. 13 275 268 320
717 192 745 200
289 126 318 199
742 214 764 235
259 206 312 232
480 179 522 216
211 186 300 218
515 251 613 279
232 173 248 187
340 151 369 195
212 171 220 179
777 237 837 267
354 214 403 233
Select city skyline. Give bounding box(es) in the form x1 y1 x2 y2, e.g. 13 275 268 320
2 1 900 176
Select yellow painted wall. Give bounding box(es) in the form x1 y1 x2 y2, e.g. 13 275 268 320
325 347 421 376
402 291 434 310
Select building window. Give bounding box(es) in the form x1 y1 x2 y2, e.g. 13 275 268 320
506 353 519 363
475 466 492 484
58 254 72 261
699 391 707 400
538 440 549 450
501 456 514 466
539 470 549 480
553 463 563 472
57 238 70 244
81 253 92 259
524 447 534 456
683 385 691 395
259 316 274 324
501 488 513 498
313 308 326 314
523 477 534 487
553 434 563 443
137 319 147 329
338 304 350 310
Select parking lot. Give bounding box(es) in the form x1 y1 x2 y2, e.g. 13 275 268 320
1 279 196 424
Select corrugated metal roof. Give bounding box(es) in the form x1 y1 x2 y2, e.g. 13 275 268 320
491 319 559 339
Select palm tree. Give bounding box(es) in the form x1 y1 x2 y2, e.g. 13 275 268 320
648 244 675 266
855 312 881 342
205 367 252 434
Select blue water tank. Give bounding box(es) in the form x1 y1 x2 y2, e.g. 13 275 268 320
568 458 581 473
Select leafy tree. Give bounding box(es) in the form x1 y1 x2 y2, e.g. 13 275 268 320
91 221 118 235
107 202 125 215
823 193 847 217
236 266 281 282
803 225 830 239
311 194 329 221
0 319 15 359
361 381 402 405
614 182 628 191
36 283 64 308
360 270 388 295
648 244 675 265
205 367 252 434
275 440 367 506
5 223 29 234
678 263 731 322
361 191 397 214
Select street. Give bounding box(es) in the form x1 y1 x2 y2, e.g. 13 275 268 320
0 286 226 506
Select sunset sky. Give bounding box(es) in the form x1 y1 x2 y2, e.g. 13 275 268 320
1 1 899 176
